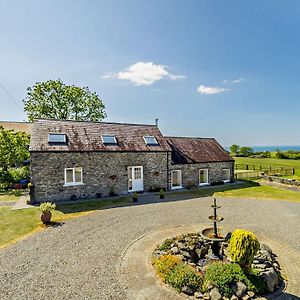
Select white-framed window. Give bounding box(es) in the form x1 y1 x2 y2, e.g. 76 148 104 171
171 170 182 190
48 133 66 143
64 167 83 186
143 136 158 145
199 169 209 186
223 168 231 183
101 135 117 144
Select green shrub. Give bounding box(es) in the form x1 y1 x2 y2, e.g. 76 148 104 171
153 254 180 280
8 167 30 183
159 189 164 198
159 238 174 251
153 254 203 292
204 262 267 297
229 229 260 268
39 202 56 213
166 263 203 292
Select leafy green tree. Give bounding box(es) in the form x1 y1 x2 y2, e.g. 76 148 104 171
0 127 30 175
23 79 107 122
229 144 240 156
239 146 254 157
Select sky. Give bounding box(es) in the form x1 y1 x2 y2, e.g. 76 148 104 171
0 0 299 146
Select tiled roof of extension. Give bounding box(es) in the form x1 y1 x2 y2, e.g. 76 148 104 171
166 136 234 164
30 119 172 152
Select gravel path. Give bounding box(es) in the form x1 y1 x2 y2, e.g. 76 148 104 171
0 196 299 300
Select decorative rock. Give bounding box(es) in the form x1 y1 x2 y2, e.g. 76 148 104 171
261 268 279 292
273 262 280 270
181 250 191 258
178 242 187 250
242 295 250 300
210 288 222 300
260 243 272 253
181 286 194 295
194 291 204 298
170 246 180 254
231 281 247 298
203 293 211 300
254 264 267 270
230 296 238 300
247 291 255 298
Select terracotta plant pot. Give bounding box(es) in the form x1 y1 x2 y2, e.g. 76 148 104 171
41 211 52 224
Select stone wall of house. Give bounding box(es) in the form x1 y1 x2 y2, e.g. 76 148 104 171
169 161 234 188
30 151 169 203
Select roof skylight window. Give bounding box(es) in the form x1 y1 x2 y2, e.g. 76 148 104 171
102 135 117 144
144 136 158 145
48 133 66 143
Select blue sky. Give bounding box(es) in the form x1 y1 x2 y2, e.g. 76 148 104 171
0 0 299 146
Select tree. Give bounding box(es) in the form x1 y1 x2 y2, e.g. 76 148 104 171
23 79 107 122
239 146 254 157
230 144 240 156
0 127 30 175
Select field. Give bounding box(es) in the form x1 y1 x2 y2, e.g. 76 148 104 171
234 157 300 178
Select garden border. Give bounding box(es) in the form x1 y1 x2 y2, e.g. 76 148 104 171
117 224 300 299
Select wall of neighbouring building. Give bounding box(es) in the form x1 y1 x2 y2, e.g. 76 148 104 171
169 161 235 188
30 151 169 203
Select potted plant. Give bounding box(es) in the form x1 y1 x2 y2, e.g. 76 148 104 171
159 189 165 199
109 185 116 197
133 192 138 203
39 202 56 224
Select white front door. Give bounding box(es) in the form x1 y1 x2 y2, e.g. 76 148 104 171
128 166 144 192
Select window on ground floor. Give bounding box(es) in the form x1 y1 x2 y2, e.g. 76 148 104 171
64 167 83 186
171 170 182 189
199 169 209 185
223 168 231 183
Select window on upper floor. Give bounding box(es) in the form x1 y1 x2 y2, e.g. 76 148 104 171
143 136 158 145
101 134 117 145
48 133 66 143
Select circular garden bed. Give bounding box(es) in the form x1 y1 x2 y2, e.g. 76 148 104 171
152 231 283 299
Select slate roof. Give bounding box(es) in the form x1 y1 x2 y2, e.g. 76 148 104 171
30 119 171 152
166 136 234 164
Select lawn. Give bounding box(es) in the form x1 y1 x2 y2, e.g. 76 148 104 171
214 181 300 202
0 194 19 202
234 157 300 178
0 190 24 202
171 180 300 202
0 196 130 249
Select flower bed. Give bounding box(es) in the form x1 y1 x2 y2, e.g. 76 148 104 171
152 232 282 299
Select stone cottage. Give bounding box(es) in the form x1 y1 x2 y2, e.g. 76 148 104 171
29 119 234 203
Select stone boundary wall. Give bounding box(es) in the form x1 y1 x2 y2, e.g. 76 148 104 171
261 175 300 186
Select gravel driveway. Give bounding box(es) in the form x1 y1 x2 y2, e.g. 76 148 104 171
0 196 299 300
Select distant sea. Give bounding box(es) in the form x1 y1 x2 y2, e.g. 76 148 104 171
225 145 300 152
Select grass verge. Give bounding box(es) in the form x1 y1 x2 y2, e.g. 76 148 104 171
0 196 130 249
171 181 300 202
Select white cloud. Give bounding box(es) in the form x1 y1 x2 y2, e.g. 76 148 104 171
168 74 186 80
197 85 230 95
232 77 245 84
102 61 185 86
223 77 245 84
